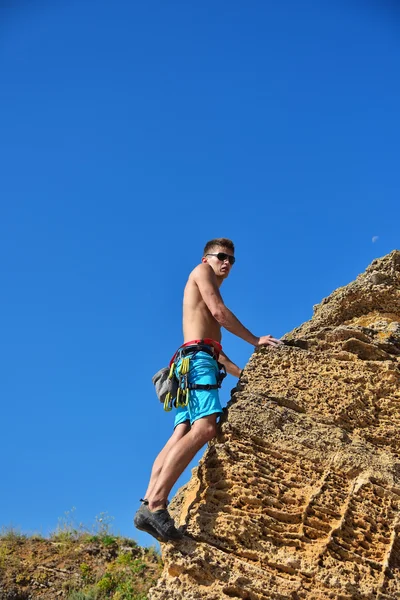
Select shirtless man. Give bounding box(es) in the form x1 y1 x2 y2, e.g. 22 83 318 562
134 238 281 542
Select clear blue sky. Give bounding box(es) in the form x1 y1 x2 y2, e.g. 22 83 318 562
1 0 399 547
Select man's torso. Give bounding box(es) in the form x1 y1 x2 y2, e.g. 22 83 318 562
182 271 221 343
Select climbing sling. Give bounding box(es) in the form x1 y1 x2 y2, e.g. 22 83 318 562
152 339 227 412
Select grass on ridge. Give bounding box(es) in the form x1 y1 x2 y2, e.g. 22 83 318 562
0 510 162 600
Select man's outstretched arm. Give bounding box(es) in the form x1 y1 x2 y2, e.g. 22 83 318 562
218 350 241 378
193 264 282 348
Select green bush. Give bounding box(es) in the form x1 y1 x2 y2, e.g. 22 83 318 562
96 572 116 593
79 562 94 584
67 588 98 600
101 535 117 547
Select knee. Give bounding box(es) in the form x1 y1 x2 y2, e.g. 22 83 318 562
173 422 191 441
194 422 217 445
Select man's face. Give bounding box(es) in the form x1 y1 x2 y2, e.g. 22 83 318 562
202 246 235 279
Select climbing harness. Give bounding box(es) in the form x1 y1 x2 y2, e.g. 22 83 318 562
168 338 222 366
154 339 227 412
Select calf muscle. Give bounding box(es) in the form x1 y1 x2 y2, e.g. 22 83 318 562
148 415 217 511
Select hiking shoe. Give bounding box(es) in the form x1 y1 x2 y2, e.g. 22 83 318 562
134 505 183 542
134 504 168 542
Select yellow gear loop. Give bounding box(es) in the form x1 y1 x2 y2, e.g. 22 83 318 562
164 395 173 412
164 363 177 412
180 357 190 375
176 357 190 408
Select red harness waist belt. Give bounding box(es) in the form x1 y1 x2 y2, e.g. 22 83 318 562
169 338 222 366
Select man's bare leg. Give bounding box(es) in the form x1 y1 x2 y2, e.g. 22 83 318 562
144 421 190 502
147 414 218 511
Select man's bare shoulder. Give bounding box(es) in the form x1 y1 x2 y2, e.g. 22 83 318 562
189 263 214 282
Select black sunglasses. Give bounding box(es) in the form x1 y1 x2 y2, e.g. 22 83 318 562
206 252 236 265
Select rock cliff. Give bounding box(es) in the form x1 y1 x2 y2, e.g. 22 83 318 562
150 250 400 600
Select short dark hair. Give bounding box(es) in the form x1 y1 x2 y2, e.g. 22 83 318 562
203 238 235 256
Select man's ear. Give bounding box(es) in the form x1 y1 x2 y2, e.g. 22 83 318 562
201 256 208 264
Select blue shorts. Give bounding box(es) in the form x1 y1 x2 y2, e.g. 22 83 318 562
174 351 223 428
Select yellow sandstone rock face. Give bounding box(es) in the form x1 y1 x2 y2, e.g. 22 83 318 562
150 250 400 600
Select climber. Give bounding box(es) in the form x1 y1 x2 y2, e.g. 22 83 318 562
134 238 282 542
